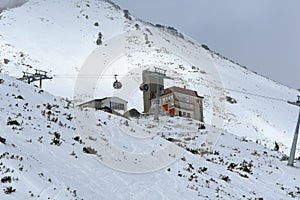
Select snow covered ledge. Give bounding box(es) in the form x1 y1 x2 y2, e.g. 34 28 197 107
0 0 27 12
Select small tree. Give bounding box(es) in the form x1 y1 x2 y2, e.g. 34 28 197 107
96 32 102 45
274 141 279 151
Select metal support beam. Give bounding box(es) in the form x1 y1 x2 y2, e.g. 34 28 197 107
154 77 160 121
288 96 300 166
288 108 300 166
40 76 42 88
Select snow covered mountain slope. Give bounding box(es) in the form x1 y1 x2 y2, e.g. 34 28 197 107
208 51 300 154
0 0 299 157
0 0 127 95
0 73 299 200
0 1 300 198
0 0 27 12
0 0 299 153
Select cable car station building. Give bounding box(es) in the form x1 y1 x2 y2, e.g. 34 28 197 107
78 97 128 112
142 68 204 122
150 86 204 122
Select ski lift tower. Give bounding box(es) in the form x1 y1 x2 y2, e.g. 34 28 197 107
142 67 173 121
287 95 300 166
20 69 52 88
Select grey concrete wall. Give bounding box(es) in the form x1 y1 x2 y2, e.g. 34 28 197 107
142 70 164 113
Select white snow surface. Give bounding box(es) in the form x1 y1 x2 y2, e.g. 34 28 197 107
0 0 300 199
0 72 299 199
0 0 27 12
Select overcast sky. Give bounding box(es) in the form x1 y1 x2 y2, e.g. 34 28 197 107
114 0 300 90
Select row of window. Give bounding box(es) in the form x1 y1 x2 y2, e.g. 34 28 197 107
108 101 125 110
180 111 191 118
161 95 174 102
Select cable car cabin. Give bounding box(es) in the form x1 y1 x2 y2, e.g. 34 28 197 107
113 74 122 89
139 83 149 92
113 80 122 89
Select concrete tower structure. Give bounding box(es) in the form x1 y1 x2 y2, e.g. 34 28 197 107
142 68 165 113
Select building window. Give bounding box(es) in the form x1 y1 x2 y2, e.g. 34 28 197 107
187 113 191 118
110 101 125 110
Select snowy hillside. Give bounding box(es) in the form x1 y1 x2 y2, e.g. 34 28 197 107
0 0 26 12
0 73 299 199
0 0 300 199
0 0 127 96
0 0 298 157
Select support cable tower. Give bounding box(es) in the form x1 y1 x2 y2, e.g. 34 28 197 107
20 69 52 88
287 95 300 166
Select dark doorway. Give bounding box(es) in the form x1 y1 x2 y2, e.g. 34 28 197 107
169 108 175 116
